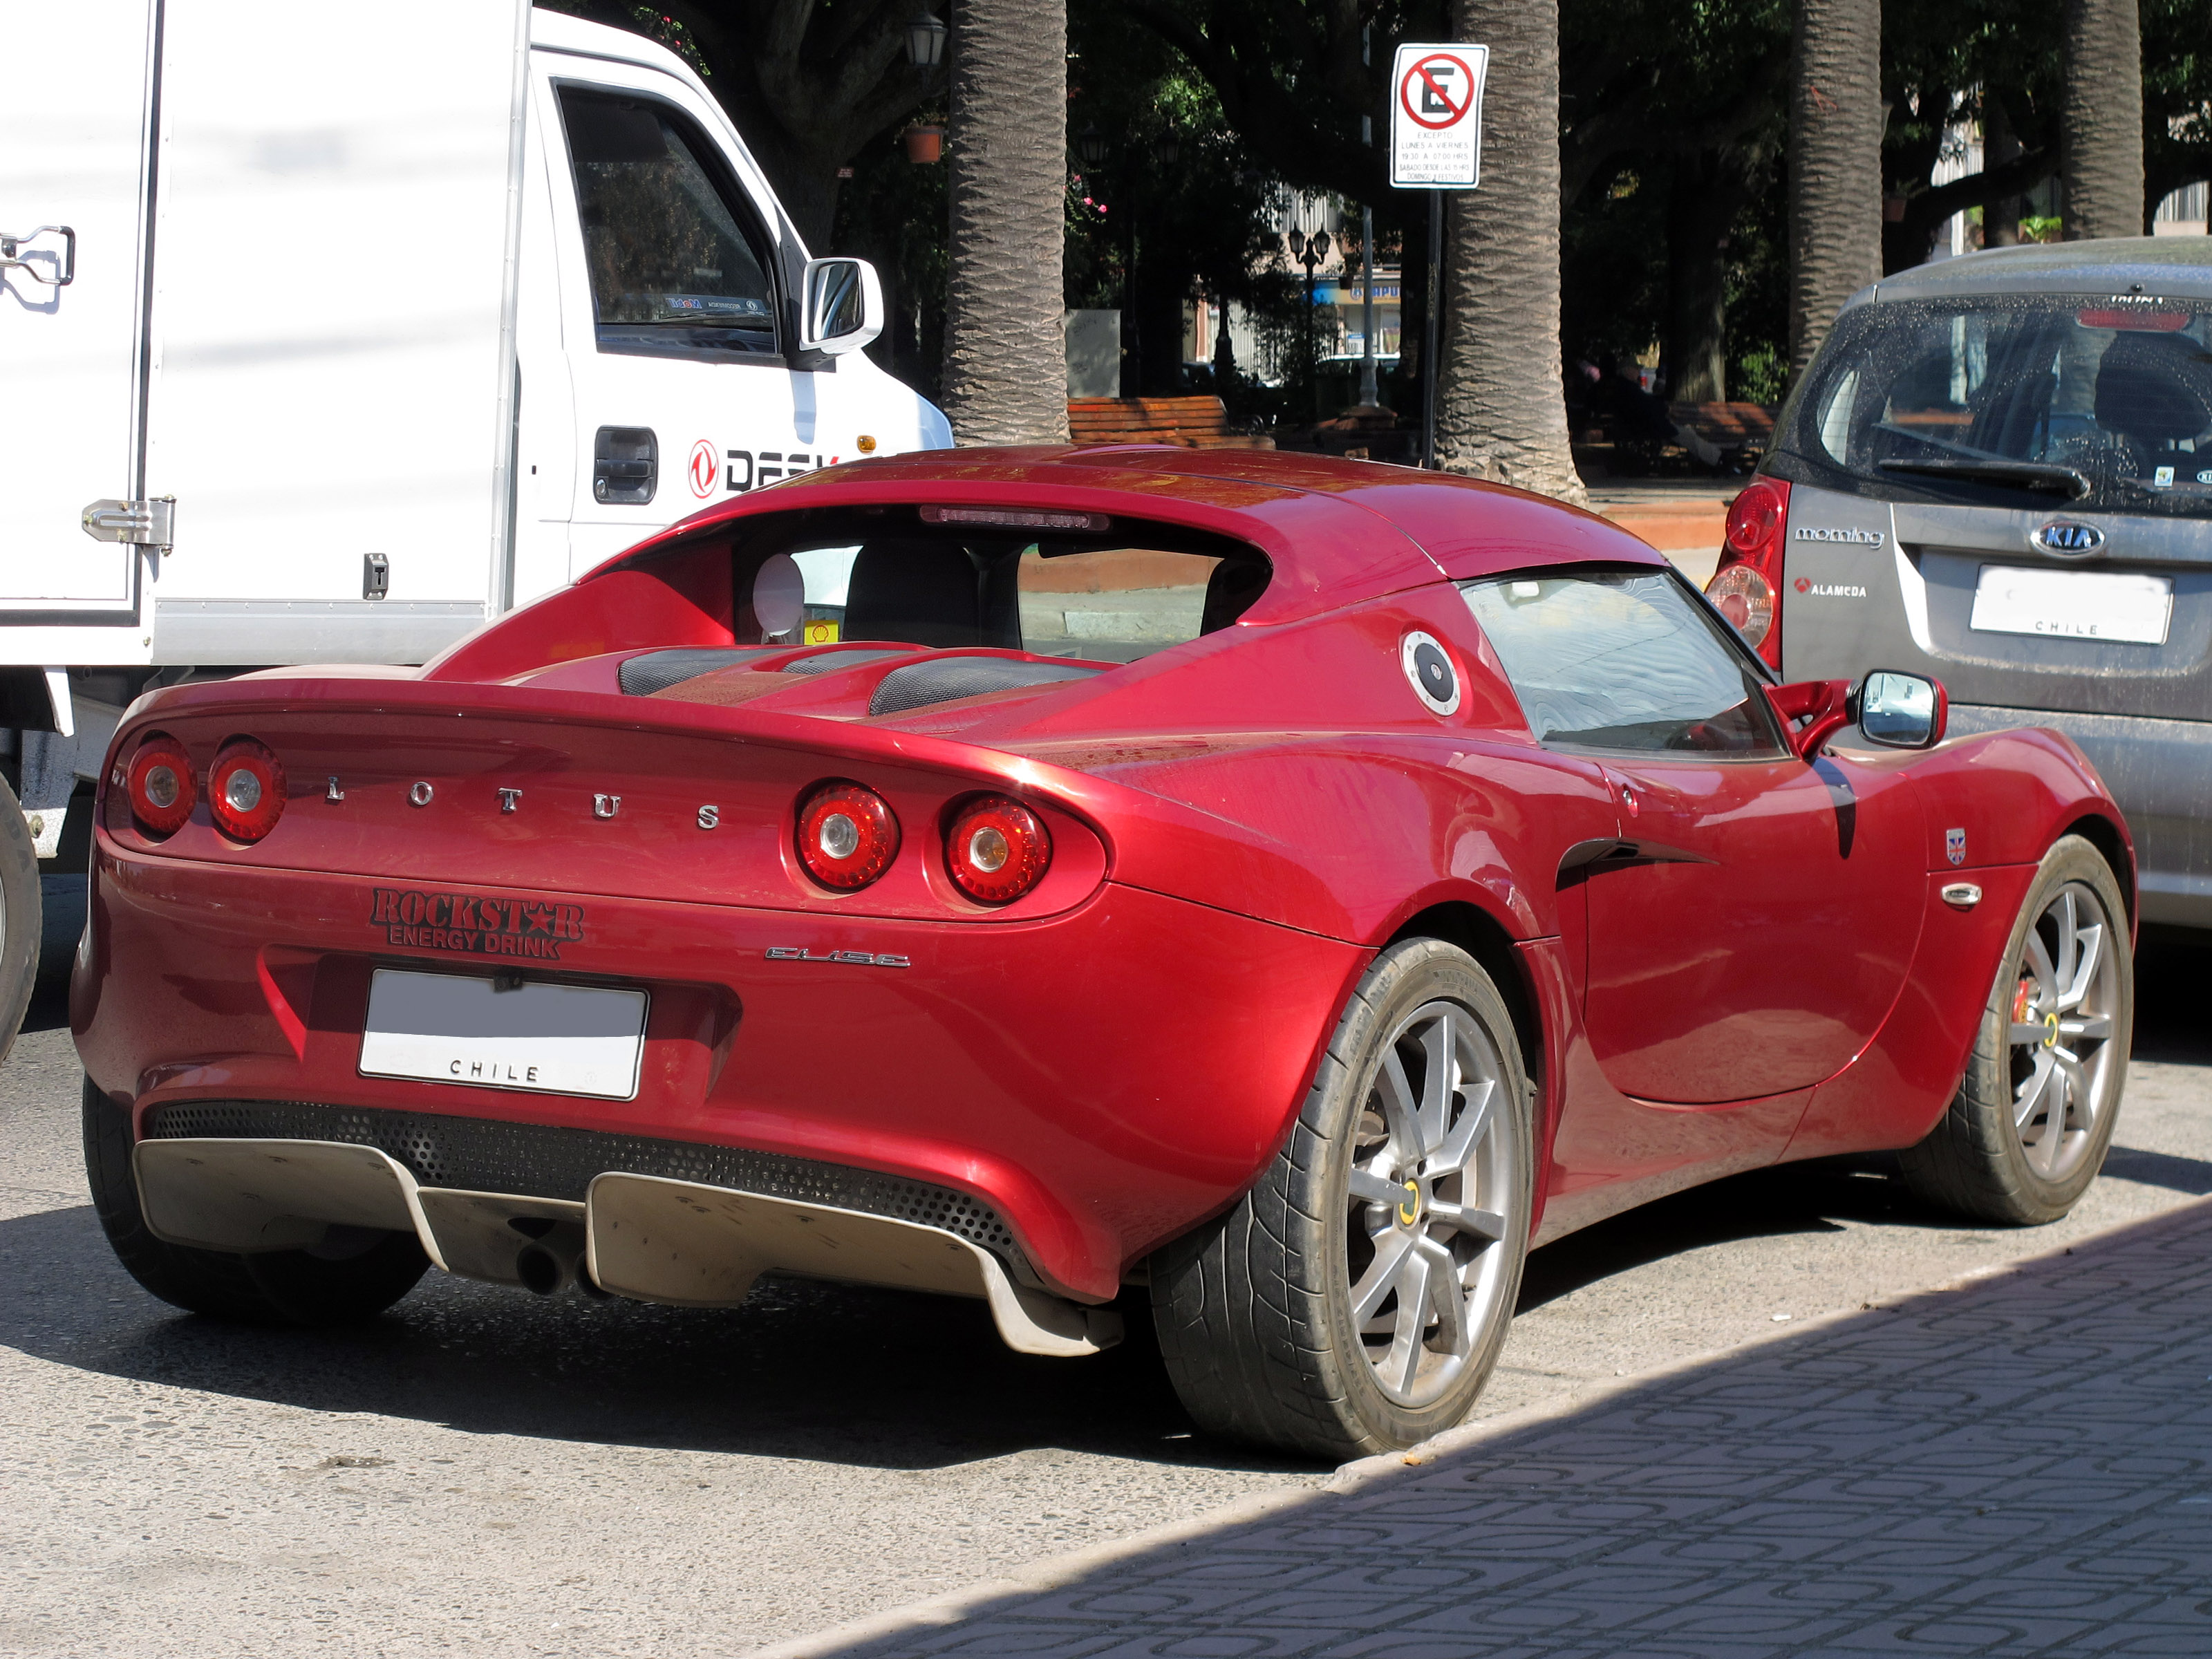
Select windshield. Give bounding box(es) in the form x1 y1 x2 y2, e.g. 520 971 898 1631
1777 294 2212 518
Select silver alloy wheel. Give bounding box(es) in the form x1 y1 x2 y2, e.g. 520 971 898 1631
2007 881 2122 1183
1344 998 1519 1407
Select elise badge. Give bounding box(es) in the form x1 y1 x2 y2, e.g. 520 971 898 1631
766 946 910 968
1945 827 1967 867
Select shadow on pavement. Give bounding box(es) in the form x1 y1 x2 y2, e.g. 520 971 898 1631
0 1200 1304 1475
6 883 2204 1486
816 1196 2212 1658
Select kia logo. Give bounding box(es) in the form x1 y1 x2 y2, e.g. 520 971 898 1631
2032 521 2105 556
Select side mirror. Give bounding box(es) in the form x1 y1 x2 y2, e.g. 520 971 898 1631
1852 669 1947 749
800 257 884 355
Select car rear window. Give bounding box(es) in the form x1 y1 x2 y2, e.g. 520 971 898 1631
1777 294 2212 518
733 510 1271 663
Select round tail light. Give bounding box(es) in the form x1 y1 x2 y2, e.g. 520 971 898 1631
1706 564 1776 650
945 795 1052 904
124 735 196 836
207 738 288 841
796 780 900 890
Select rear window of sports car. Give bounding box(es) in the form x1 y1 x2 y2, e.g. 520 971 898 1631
729 508 1271 664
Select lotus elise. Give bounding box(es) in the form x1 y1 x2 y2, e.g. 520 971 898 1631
75 449 2136 1457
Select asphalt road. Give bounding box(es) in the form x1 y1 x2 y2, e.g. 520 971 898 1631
3 924 2207 1658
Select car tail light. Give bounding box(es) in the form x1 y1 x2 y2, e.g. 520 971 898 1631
124 735 196 836
207 738 288 841
796 780 900 890
1707 476 1791 668
945 794 1052 904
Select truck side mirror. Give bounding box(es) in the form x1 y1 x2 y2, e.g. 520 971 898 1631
1852 669 1947 749
800 258 885 356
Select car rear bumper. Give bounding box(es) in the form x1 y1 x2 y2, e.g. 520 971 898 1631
1945 702 2211 929
75 845 1367 1302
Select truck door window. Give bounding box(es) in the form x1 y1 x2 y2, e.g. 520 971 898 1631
556 87 780 360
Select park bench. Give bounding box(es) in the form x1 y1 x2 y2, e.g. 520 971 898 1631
1067 395 1275 450
1668 401 1777 460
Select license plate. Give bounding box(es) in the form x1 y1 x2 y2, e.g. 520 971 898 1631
359 969 648 1100
1969 565 2174 646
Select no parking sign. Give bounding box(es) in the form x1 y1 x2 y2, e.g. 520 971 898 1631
1390 43 1488 189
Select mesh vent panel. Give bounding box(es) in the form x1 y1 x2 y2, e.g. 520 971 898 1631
781 648 911 677
868 656 1096 716
618 647 785 696
144 1100 1027 1273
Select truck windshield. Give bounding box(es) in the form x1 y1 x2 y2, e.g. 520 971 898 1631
1777 294 2212 519
558 88 780 359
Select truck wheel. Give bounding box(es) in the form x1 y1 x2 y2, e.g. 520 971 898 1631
1900 835 2133 1225
0 773 44 1066
1150 939 1533 1459
82 1078 429 1324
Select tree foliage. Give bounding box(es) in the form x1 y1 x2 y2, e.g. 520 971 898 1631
541 0 941 250
563 0 2212 421
1062 6 1289 397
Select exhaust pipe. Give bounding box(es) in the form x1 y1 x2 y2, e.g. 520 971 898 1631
511 1218 589 1295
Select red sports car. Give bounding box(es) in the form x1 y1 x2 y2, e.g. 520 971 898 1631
75 450 2136 1458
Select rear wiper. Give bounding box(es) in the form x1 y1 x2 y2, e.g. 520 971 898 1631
1875 457 2091 498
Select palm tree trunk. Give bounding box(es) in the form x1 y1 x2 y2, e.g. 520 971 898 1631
1434 0 1585 505
1787 0 1882 381
941 0 1069 444
2061 0 2145 240
1667 149 1765 405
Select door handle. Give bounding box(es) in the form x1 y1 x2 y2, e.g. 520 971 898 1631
593 427 657 505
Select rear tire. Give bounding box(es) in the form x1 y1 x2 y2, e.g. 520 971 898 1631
82 1078 429 1324
1150 939 1533 1459
0 774 44 1068
1900 835 2132 1225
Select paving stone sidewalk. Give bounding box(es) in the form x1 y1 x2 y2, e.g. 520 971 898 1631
816 1199 2212 1658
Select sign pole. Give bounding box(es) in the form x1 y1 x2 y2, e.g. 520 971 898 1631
1389 41 1486 474
1422 194 1441 469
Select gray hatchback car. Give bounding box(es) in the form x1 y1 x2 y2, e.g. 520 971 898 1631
1707 236 2212 932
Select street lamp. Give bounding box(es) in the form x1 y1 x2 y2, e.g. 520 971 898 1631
1076 124 1110 169
903 12 946 71
1160 128 1181 167
1343 212 1379 409
1291 223 1330 390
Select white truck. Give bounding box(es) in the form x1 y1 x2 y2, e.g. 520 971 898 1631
0 1 950 1037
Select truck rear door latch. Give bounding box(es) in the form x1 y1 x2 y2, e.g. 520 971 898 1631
1 225 74 286
81 498 176 551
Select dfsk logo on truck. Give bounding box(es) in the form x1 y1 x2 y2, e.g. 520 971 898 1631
691 440 840 497
687 440 718 498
